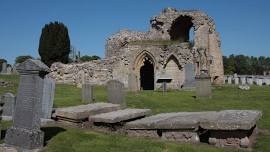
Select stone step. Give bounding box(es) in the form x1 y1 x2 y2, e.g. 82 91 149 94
89 108 151 124
55 102 121 122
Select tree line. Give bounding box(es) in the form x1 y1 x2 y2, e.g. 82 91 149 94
223 55 270 75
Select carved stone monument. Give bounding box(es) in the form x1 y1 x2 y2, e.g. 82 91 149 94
195 70 212 98
107 80 125 106
5 59 50 150
41 76 55 119
82 83 93 103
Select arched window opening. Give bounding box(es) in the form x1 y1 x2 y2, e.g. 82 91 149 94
169 16 194 45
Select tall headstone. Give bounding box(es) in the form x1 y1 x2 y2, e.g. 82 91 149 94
227 76 232 84
107 80 125 105
182 63 196 89
128 72 138 92
41 76 55 119
2 93 16 117
195 70 212 98
82 83 93 103
5 59 49 150
1 62 7 74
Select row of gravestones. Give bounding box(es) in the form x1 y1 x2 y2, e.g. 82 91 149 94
1 59 125 151
224 75 270 86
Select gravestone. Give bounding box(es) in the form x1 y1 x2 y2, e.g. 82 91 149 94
195 71 212 98
234 77 239 85
5 59 50 150
264 78 270 85
7 66 12 74
256 78 263 86
227 76 232 84
247 77 253 85
240 77 246 85
41 76 55 119
128 72 138 92
182 63 196 89
1 62 7 74
107 80 125 106
2 93 16 117
82 83 93 103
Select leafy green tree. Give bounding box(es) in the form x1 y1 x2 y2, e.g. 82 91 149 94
15 55 33 64
38 21 70 66
80 55 101 62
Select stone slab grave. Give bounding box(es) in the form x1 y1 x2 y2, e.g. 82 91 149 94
5 59 50 151
125 110 262 148
200 110 262 148
89 108 151 130
54 102 121 125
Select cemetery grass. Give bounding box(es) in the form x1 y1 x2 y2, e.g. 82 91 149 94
0 75 270 152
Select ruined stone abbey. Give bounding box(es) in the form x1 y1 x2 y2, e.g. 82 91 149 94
50 8 224 90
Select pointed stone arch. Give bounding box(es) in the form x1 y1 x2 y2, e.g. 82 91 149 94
134 51 156 90
164 54 184 89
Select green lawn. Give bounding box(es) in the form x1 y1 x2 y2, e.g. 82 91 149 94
0 74 269 152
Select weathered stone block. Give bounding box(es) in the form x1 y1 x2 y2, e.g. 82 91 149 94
89 108 151 123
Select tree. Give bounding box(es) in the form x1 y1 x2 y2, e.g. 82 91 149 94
80 55 101 62
38 21 70 67
15 55 33 64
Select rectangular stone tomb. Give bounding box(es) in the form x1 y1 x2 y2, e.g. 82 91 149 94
55 102 121 123
199 110 262 148
125 110 262 147
89 108 151 124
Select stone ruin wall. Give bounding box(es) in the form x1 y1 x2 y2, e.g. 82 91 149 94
50 8 224 88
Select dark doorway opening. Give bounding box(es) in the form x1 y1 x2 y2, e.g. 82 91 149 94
140 59 154 90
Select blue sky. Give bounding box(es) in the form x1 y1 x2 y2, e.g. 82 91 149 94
0 0 269 64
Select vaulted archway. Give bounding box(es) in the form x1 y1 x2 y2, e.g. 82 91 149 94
134 51 156 90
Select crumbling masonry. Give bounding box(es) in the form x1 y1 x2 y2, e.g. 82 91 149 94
50 8 224 90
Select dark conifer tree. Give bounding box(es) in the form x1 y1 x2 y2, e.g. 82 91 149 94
38 21 70 66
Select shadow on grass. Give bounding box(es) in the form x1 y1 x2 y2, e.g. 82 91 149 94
41 127 66 145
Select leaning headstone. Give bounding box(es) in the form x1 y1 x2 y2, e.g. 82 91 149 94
41 76 55 119
227 76 232 84
82 83 93 103
2 93 16 117
107 80 125 105
182 63 196 89
234 77 239 85
195 71 212 98
1 62 7 74
5 59 50 150
128 72 138 92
